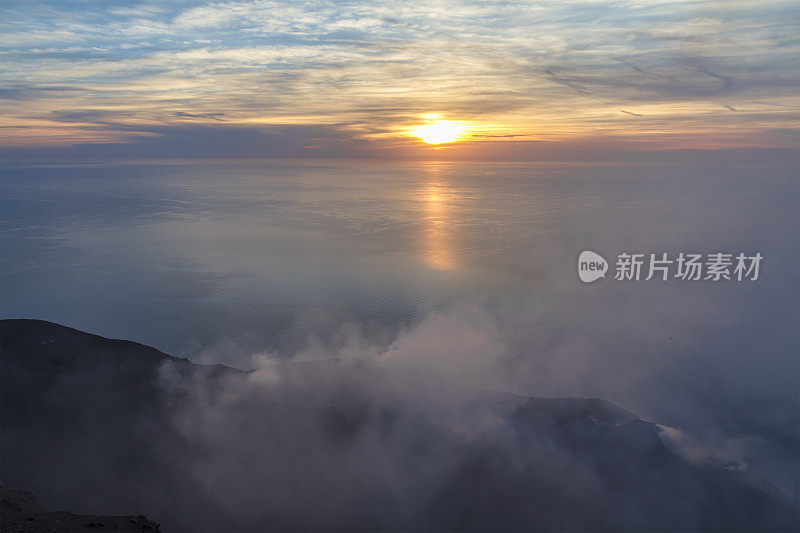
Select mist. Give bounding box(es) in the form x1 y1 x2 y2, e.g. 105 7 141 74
61 303 777 532
2 158 797 531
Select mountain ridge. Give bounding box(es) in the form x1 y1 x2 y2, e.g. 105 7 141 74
2 318 797 532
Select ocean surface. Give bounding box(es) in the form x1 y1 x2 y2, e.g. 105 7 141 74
1 158 798 498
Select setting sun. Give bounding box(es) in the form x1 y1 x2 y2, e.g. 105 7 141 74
409 120 465 144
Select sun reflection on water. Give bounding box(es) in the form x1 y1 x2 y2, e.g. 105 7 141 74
420 167 458 270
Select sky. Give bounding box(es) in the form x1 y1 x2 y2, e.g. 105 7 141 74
1 0 798 160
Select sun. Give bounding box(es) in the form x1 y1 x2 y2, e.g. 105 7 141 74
409 120 465 144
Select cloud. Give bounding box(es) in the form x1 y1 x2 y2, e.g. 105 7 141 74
0 0 797 155
695 67 736 93
146 305 524 530
0 83 89 100
174 111 226 120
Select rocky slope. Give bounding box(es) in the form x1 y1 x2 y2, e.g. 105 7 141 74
1 485 160 533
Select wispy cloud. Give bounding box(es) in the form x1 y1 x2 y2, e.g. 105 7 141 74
0 0 797 156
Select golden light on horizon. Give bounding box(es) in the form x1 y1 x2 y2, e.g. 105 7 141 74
408 120 465 144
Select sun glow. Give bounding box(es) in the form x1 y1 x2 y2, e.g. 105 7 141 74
409 120 465 144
